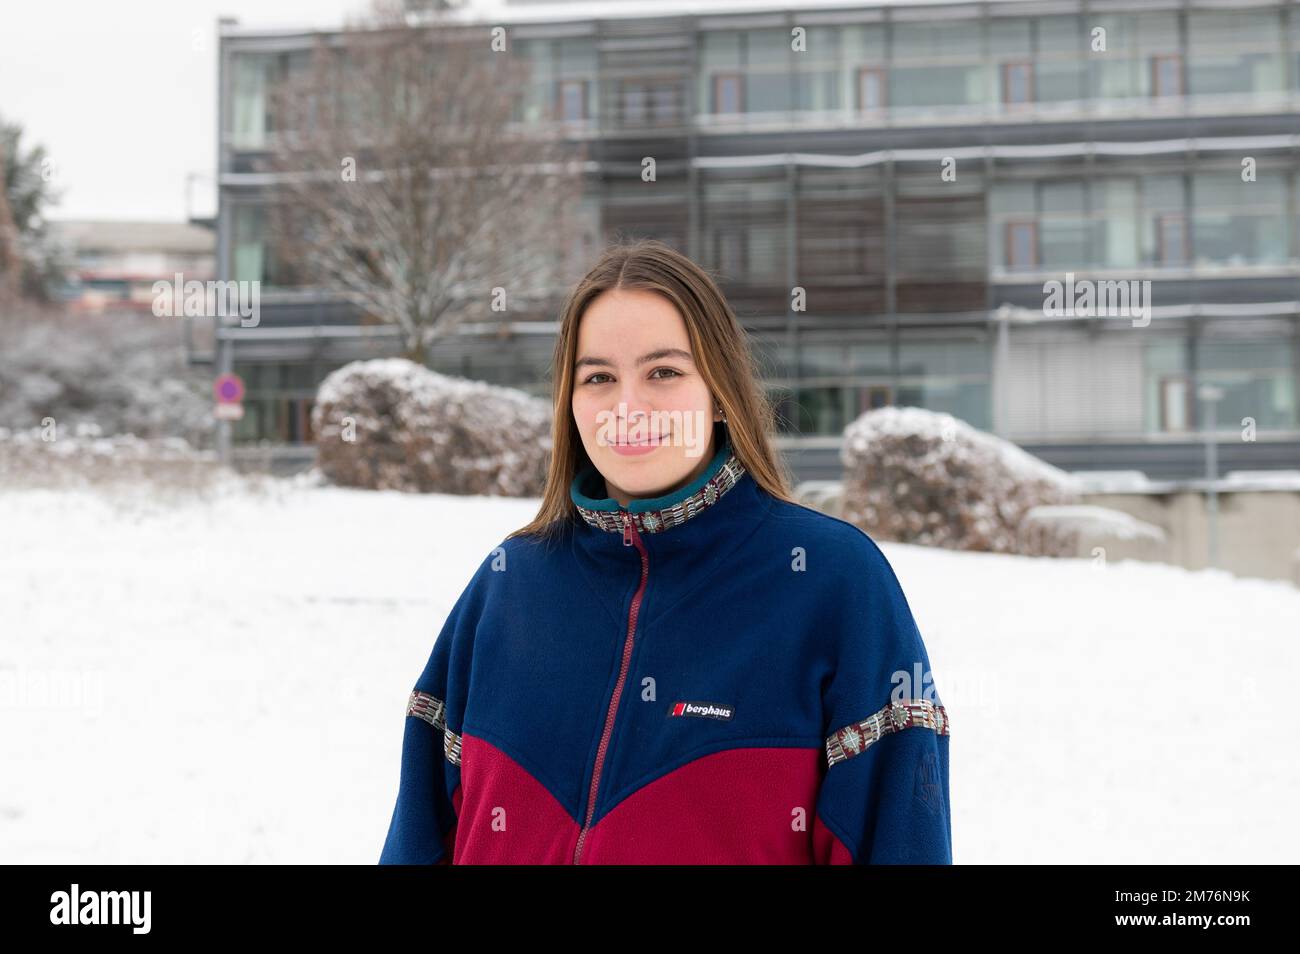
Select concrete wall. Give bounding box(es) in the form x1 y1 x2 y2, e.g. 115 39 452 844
1075 489 1300 587
794 480 1300 587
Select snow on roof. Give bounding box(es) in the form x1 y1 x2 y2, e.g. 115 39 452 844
1070 469 1300 494
1221 470 1300 491
219 0 1043 36
1067 470 1155 494
442 0 1004 25
48 220 215 255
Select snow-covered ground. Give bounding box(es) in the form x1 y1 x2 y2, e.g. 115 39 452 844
1 478 1296 863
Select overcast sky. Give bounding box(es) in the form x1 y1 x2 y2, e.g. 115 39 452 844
1 0 364 223
2 0 953 224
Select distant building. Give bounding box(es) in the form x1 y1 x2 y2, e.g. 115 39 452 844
214 0 1300 479
51 219 215 315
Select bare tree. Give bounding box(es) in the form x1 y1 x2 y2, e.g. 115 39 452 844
261 0 588 364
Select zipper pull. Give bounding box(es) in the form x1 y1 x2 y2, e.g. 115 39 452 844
622 512 634 547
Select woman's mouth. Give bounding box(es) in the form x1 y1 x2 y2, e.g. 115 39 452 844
610 432 669 456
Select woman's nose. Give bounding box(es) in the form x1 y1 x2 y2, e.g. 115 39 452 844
614 386 653 419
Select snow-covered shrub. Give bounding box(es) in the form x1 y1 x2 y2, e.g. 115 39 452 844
1020 504 1167 564
0 304 213 447
311 358 552 495
840 406 1081 556
793 480 844 518
0 423 247 504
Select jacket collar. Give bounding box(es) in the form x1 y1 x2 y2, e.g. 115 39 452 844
569 428 745 536
564 427 773 629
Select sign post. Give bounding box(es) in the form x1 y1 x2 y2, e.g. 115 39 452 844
214 372 245 423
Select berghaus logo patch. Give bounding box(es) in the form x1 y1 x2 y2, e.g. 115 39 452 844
668 700 734 720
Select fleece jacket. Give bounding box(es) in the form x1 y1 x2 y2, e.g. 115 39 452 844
378 426 952 864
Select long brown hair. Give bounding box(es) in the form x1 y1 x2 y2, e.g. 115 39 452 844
507 238 797 542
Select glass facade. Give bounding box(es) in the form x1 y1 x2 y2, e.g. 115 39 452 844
230 8 1300 141
229 50 311 150
1191 171 1289 267
229 204 302 288
991 170 1300 272
511 37 597 124
1187 9 1286 98
891 20 986 115
1196 338 1298 431
220 6 1300 446
232 361 330 443
691 9 1298 124
1142 336 1298 435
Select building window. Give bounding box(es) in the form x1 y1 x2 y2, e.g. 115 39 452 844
1156 212 1187 265
1190 170 1287 267
1151 54 1183 97
230 203 306 288
557 79 587 121
1005 220 1038 269
650 85 677 122
715 230 746 278
230 54 268 150
620 81 676 124
713 73 742 114
1187 9 1285 99
1158 375 1191 432
233 361 319 444
229 50 311 150
890 20 985 114
858 384 893 413
622 84 647 123
1196 337 1298 431
1035 15 1086 103
856 67 886 111
232 204 265 284
1001 61 1033 105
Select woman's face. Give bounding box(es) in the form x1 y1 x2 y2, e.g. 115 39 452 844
571 287 719 507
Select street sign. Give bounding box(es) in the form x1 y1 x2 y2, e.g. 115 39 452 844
214 402 244 421
214 373 245 404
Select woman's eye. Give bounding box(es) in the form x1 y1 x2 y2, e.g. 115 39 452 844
582 368 680 385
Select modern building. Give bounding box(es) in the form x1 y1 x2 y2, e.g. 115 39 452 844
52 219 215 315
210 0 1300 479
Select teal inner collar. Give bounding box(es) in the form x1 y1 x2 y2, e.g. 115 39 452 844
570 429 732 513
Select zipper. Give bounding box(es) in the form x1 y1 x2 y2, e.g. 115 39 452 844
573 510 649 864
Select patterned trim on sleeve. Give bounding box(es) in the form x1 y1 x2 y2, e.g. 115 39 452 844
825 698 949 768
406 689 463 767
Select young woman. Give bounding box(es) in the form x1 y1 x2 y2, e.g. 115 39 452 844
379 239 951 864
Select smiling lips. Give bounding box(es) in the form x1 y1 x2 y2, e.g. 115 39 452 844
610 431 669 456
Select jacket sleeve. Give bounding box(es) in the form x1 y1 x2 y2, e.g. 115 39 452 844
378 552 492 865
812 533 952 865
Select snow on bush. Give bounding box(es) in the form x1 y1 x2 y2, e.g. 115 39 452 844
311 358 552 495
0 422 270 513
0 305 214 448
1022 505 1166 544
840 406 1082 555
793 480 844 518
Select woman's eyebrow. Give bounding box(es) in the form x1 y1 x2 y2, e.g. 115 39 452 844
575 348 694 370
